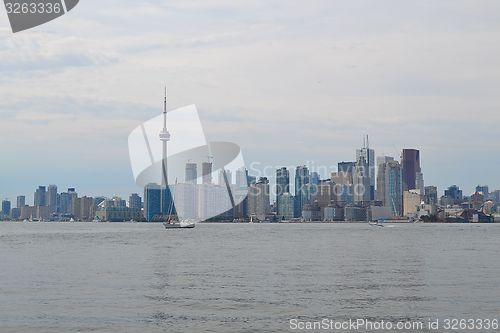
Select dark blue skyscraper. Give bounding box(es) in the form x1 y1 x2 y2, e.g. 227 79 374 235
2 200 11 217
144 183 175 222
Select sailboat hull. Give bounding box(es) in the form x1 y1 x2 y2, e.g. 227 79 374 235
163 222 195 229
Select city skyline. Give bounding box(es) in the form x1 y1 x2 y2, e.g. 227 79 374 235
2 1 500 200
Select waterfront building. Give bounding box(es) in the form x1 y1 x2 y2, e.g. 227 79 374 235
344 205 367 221
96 200 141 222
323 204 345 221
302 202 321 221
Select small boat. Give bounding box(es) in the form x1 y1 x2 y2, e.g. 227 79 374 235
163 220 195 229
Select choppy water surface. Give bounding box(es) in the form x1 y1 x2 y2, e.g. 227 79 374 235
0 222 499 332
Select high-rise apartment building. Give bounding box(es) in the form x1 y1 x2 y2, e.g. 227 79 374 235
16 195 25 208
34 186 46 207
248 177 270 221
47 184 58 213
377 159 403 216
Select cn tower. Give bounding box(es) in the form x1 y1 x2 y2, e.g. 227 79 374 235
159 88 171 215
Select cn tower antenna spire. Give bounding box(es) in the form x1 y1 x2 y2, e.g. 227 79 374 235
163 86 167 128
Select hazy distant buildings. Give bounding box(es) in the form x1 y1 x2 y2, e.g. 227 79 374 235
218 169 233 187
185 163 198 184
235 168 249 188
202 162 213 184
476 185 489 199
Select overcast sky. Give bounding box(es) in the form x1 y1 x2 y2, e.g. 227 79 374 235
1 0 500 202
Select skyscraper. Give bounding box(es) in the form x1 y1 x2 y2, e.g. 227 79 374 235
34 186 46 207
2 200 11 217
401 149 422 192
247 177 270 221
202 162 213 184
424 186 438 205
47 184 58 213
356 136 375 200
277 192 294 220
185 163 198 184
294 166 310 217
235 167 249 188
16 195 25 208
144 183 161 222
353 156 371 203
276 167 290 213
377 159 403 216
129 193 142 210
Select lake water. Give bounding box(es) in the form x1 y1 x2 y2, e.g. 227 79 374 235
0 222 499 332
